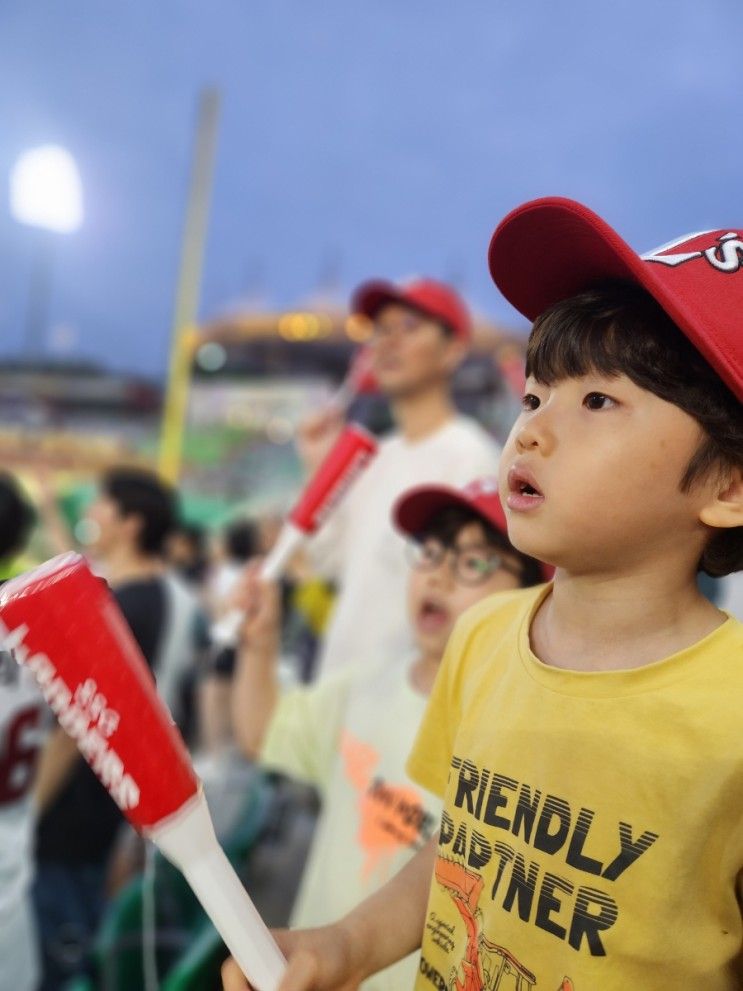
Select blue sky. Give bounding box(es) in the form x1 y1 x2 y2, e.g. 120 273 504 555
0 1 740 376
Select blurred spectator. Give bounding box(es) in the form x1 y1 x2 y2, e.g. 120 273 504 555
255 512 283 556
166 521 209 587
32 466 204 989
0 473 44 991
0 471 36 581
298 278 501 680
206 518 258 618
199 518 263 756
197 526 332 750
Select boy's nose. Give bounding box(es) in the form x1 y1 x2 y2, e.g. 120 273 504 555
516 427 537 452
427 553 456 588
515 411 555 455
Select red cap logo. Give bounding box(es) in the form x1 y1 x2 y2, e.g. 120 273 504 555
643 231 743 273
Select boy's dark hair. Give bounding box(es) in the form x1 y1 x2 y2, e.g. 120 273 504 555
420 505 544 588
0 473 35 561
225 520 257 563
102 467 177 556
526 281 742 577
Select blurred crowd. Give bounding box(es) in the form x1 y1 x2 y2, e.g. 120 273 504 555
0 277 740 991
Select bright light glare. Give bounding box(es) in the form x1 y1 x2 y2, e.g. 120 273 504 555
10 145 84 233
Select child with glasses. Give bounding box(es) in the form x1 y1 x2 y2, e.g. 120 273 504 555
228 478 546 991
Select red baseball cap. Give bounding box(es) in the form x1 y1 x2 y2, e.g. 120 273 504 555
393 477 554 582
351 277 472 342
488 197 743 401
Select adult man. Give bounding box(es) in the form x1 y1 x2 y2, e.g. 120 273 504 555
299 278 500 678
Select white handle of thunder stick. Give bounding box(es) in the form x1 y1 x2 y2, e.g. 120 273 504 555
210 522 306 647
259 520 305 581
151 790 286 991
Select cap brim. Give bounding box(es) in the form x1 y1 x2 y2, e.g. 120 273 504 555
488 198 644 320
393 484 508 540
351 281 405 320
488 197 736 395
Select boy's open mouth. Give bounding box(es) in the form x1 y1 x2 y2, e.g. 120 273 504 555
417 598 451 634
507 466 545 511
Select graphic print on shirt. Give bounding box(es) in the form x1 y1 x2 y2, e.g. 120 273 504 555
423 857 575 991
0 650 44 806
419 755 659 990
340 728 438 880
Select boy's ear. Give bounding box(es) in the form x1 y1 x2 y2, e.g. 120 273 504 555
699 468 743 530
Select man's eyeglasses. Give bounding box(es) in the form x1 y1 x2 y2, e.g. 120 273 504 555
405 538 520 587
373 313 427 337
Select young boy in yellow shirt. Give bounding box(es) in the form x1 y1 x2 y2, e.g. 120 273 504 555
223 198 743 991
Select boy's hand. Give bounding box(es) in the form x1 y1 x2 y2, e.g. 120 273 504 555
223 838 437 989
231 561 281 650
221 926 366 991
296 408 344 475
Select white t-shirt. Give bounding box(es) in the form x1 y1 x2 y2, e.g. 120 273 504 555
310 415 500 678
155 571 203 728
261 659 442 991
0 650 44 991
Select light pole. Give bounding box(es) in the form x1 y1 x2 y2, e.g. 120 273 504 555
9 145 83 359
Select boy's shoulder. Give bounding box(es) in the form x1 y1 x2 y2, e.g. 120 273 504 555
706 611 743 665
687 610 743 663
721 611 743 638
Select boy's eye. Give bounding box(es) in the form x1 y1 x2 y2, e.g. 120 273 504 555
521 393 540 411
460 554 492 575
583 392 616 411
418 541 444 566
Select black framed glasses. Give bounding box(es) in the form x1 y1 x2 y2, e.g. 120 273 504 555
405 538 521 587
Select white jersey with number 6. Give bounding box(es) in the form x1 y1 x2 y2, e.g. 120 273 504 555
0 649 45 991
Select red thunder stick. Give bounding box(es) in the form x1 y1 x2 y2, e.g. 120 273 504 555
212 422 378 646
286 421 377 534
0 554 286 991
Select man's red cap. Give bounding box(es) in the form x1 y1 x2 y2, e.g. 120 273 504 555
351 277 472 342
393 477 553 583
488 197 743 401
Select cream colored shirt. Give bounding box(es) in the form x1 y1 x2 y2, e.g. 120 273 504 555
262 660 442 991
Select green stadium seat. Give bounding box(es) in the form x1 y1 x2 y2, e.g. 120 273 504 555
161 922 226 991
76 770 271 990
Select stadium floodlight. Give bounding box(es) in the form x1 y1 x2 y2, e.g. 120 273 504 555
9 145 83 234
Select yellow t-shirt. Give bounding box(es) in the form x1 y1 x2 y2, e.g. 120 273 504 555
407 584 743 991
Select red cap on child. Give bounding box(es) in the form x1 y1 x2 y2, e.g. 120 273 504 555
352 278 472 342
488 197 743 401
393 477 553 582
